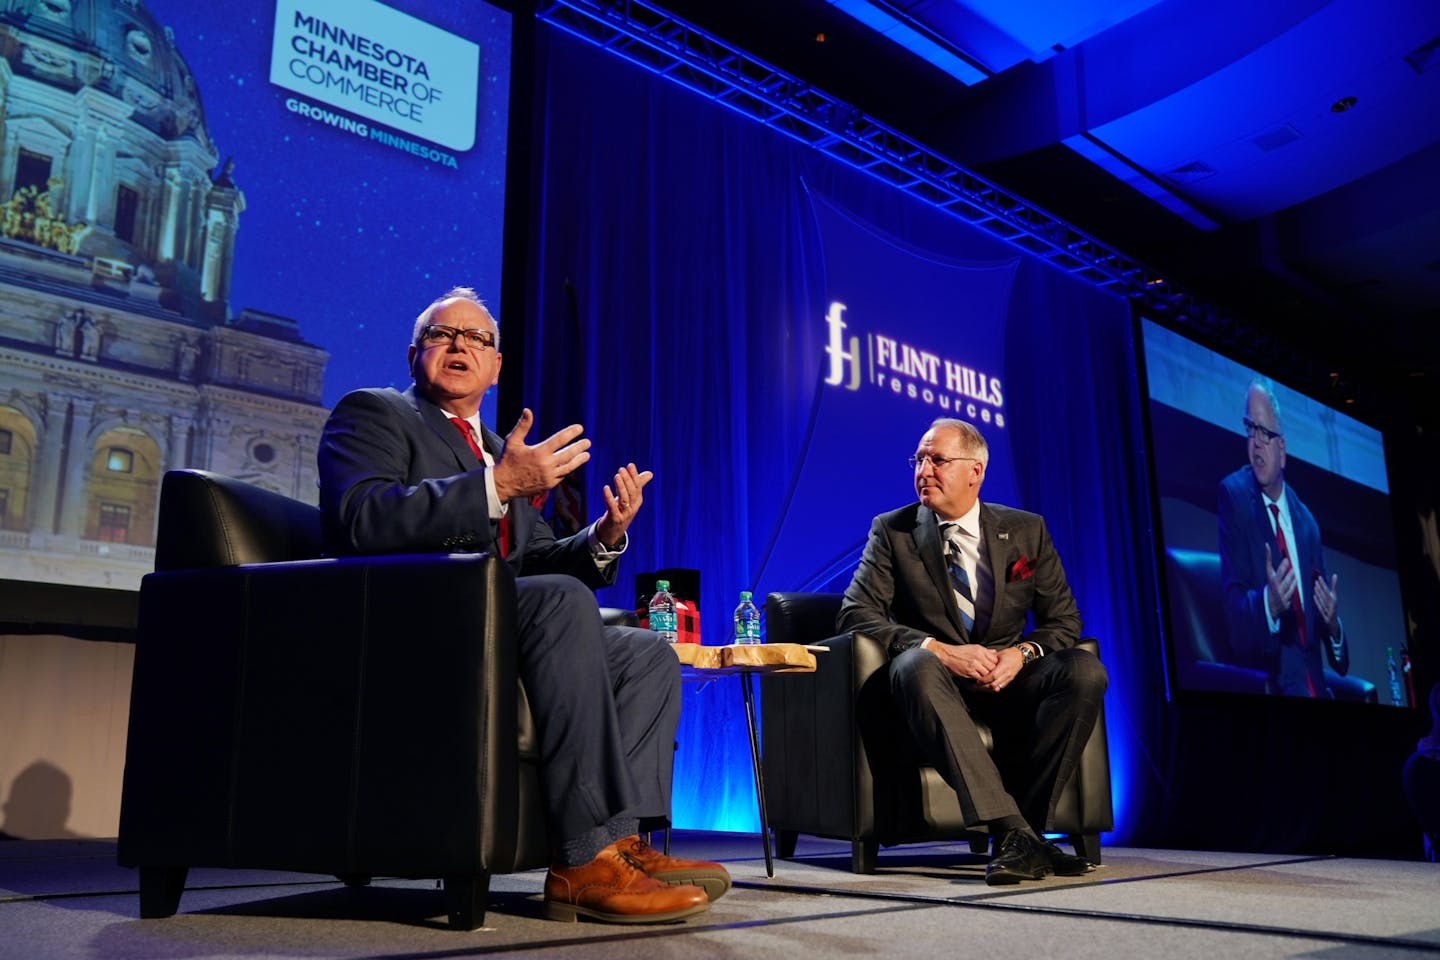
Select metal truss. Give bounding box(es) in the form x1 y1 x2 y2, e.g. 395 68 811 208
537 1 1169 294
535 0 1335 393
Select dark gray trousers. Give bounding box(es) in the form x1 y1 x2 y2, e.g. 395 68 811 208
514 574 680 846
890 644 1107 833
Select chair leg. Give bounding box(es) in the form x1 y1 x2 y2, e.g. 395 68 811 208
776 829 798 859
138 865 188 919
443 873 490 930
851 839 878 874
639 814 671 854
1069 832 1101 865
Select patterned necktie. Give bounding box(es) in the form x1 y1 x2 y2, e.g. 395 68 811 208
449 416 509 557
943 524 976 633
1270 502 1317 696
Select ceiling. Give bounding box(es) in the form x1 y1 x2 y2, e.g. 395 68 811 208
655 0 1440 424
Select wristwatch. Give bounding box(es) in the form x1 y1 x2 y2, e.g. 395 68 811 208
1016 642 1037 665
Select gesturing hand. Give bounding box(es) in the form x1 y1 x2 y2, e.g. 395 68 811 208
492 408 591 502
595 463 655 548
1313 571 1341 638
1264 542 1298 620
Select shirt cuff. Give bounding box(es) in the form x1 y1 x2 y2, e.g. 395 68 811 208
1264 586 1281 633
484 469 507 521
586 521 627 569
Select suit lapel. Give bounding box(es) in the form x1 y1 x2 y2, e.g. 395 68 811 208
981 504 1007 617
1283 486 1305 570
1250 481 1275 563
405 385 480 470
404 386 506 556
917 505 969 641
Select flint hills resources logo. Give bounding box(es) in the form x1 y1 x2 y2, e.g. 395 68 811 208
822 302 1005 428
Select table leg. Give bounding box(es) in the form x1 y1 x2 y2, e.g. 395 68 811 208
740 670 773 877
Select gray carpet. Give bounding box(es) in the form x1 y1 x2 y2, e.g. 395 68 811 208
3 835 1438 959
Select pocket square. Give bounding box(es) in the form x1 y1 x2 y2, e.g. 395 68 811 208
1008 555 1035 582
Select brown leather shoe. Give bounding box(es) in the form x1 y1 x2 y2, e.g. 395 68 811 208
544 841 710 924
616 835 732 901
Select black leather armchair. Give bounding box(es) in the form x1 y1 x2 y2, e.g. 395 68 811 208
760 592 1114 873
118 469 550 929
1164 547 1375 701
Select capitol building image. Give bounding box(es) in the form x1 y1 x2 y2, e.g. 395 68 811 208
0 0 330 589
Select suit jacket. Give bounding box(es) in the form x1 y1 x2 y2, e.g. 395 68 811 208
317 386 612 589
1217 466 1348 696
838 500 1081 658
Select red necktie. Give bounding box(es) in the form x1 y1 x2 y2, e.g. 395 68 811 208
449 416 509 557
1270 502 1316 695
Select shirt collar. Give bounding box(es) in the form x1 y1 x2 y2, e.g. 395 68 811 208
1261 483 1289 519
940 500 982 539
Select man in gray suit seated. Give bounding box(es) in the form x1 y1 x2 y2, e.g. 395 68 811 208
318 287 728 923
839 417 1107 885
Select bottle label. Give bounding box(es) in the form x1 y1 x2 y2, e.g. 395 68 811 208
650 611 677 634
734 609 761 643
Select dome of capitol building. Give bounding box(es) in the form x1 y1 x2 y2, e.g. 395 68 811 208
0 0 329 591
0 0 241 313
0 0 213 150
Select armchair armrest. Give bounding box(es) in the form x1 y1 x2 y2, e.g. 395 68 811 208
120 551 531 879
761 587 1113 855
761 629 871 840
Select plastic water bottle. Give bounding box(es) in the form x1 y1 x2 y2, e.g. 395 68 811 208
649 580 678 643
1387 647 1402 705
733 590 761 644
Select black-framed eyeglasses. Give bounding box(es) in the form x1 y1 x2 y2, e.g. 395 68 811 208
418 324 496 351
907 455 978 470
1242 416 1282 444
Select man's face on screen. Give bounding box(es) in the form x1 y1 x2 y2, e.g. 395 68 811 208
914 427 982 520
408 298 502 416
1246 386 1285 499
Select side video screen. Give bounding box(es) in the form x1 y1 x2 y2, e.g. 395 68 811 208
1139 318 1411 707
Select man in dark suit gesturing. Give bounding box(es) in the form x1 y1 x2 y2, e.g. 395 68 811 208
318 287 727 924
839 418 1107 885
1218 377 1348 697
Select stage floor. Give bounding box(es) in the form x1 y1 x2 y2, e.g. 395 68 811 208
3 832 1438 959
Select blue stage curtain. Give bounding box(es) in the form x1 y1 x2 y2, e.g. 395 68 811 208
526 25 1153 838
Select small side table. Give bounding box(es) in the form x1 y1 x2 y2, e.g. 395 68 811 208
673 642 818 876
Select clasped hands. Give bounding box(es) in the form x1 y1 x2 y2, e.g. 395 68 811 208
1263 543 1341 638
926 639 1024 693
491 408 653 546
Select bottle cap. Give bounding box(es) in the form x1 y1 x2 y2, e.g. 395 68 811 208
739 591 753 601
656 580 670 591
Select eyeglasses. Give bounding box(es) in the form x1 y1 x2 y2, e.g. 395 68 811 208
418 324 496 351
1242 417 1282 444
907 455 978 470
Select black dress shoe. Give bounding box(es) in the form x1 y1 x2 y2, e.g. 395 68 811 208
985 830 1052 886
1042 840 1095 876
